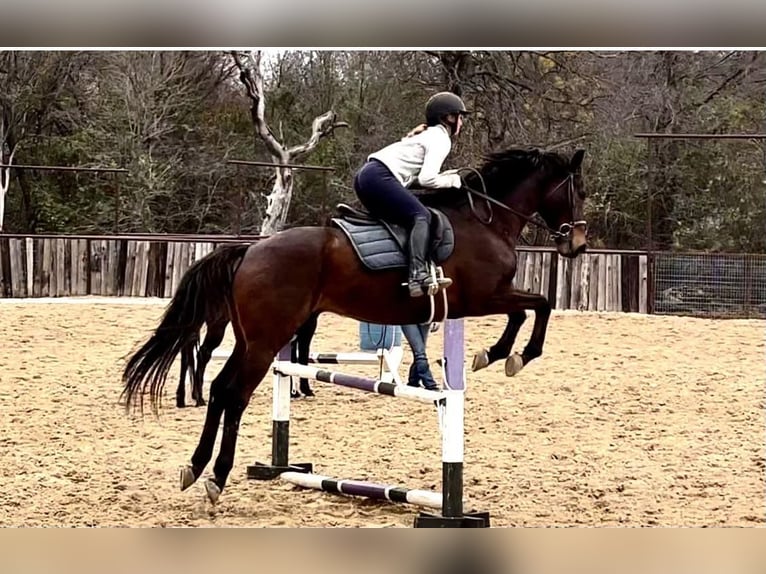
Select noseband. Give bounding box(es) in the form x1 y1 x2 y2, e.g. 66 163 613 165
545 174 587 242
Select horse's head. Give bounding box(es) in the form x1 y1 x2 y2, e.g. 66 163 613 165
422 146 589 258
537 148 588 258
476 147 588 258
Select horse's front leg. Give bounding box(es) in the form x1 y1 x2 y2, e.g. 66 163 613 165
471 309 527 373
472 290 551 377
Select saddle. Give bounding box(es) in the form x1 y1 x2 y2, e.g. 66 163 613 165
330 204 455 271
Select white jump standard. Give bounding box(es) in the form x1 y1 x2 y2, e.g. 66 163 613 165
246 319 490 528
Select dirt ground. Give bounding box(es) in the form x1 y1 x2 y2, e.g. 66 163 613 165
0 298 763 527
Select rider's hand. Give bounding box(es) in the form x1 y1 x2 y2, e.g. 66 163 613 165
440 171 461 188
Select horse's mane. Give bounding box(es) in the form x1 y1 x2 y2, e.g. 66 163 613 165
418 146 570 209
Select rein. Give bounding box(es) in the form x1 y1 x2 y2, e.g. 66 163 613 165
456 167 585 242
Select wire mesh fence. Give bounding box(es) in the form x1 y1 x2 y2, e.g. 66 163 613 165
653 252 766 319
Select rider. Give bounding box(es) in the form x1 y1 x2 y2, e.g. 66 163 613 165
353 91 470 297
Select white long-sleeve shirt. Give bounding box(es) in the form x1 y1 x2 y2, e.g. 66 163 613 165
368 124 462 189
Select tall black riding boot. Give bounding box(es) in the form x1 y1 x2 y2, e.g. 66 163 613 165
407 217 432 297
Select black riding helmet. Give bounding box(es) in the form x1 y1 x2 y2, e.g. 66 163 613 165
425 92 471 127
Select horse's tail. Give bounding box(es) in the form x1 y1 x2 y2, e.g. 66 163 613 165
121 244 250 413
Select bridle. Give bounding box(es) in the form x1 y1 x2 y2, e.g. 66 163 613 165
457 167 587 243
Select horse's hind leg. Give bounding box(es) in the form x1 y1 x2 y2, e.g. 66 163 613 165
192 319 228 407
180 344 242 491
176 337 198 408
288 313 318 399
290 336 302 399
297 313 318 398
176 347 188 408
204 345 274 503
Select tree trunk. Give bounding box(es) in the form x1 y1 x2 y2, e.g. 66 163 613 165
0 162 9 232
0 116 15 232
261 166 294 235
0 180 6 232
0 168 11 232
647 52 681 251
232 51 348 236
15 170 37 232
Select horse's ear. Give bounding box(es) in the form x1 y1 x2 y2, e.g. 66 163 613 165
570 149 585 172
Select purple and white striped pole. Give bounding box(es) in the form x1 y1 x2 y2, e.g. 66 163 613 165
281 472 442 510
306 352 386 364
273 362 444 404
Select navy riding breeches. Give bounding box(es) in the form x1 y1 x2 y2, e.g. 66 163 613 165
353 159 430 227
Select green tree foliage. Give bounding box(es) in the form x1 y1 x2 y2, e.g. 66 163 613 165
0 50 762 252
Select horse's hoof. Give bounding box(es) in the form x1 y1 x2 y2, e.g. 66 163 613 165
472 349 489 372
204 479 221 504
180 465 197 491
505 353 524 377
194 399 206 407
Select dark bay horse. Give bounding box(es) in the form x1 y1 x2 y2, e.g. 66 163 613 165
122 147 588 504
176 311 430 406
175 310 317 407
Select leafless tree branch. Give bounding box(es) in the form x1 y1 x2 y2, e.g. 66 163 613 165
230 50 348 235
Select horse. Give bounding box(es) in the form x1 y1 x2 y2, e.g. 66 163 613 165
175 309 318 408
122 146 588 504
176 312 438 407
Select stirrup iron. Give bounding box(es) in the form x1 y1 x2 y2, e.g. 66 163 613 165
403 264 452 297
426 265 452 296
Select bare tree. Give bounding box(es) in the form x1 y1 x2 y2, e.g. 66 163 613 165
231 50 348 235
0 110 18 231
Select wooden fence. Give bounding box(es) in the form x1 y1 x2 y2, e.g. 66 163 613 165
0 234 260 299
515 249 649 313
0 234 649 313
